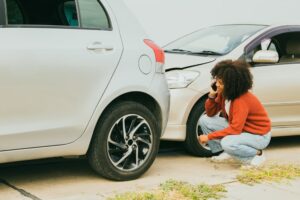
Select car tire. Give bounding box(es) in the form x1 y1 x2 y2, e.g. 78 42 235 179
88 101 160 181
184 97 213 157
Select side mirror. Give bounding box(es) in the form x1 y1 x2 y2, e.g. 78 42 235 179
252 50 279 64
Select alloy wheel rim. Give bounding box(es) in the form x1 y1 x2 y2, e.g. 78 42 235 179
107 114 153 172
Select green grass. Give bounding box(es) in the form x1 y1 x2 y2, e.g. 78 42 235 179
237 164 300 185
108 179 227 200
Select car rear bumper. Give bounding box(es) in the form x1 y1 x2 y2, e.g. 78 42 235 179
149 73 170 136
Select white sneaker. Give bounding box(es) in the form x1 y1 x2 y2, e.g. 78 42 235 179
250 153 266 167
211 152 232 162
241 153 266 169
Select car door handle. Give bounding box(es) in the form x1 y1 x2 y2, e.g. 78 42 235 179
87 42 114 51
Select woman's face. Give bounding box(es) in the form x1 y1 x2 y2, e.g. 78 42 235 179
216 78 224 93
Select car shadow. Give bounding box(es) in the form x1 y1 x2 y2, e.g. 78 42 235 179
0 158 101 183
0 142 187 186
268 135 300 149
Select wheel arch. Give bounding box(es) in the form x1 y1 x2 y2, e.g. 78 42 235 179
186 93 208 126
88 92 163 151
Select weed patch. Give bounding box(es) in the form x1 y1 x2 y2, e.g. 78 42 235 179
108 179 226 200
237 164 300 185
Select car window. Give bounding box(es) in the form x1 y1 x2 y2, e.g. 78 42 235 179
77 0 110 29
278 33 300 63
268 42 277 52
6 0 24 24
244 32 300 65
63 1 78 26
5 0 78 27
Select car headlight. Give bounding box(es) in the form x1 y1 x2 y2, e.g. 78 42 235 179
166 70 200 89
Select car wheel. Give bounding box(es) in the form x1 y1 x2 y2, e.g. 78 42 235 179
184 98 213 157
88 101 160 181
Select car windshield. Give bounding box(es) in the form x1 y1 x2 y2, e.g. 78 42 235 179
164 25 267 56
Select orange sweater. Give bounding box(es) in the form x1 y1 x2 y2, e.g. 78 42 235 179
205 91 271 140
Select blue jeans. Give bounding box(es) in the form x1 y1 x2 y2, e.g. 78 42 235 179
199 114 271 162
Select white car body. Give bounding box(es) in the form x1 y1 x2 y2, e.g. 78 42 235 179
0 0 169 180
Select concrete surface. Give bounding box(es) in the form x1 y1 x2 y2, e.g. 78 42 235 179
224 181 300 200
0 183 31 200
0 136 300 200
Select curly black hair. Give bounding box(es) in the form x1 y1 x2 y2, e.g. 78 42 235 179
211 60 253 101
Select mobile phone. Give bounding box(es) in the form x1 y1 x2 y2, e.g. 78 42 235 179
211 82 217 91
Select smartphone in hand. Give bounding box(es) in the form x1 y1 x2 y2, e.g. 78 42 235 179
211 82 217 91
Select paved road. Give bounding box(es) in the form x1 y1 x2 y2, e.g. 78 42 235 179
0 136 300 200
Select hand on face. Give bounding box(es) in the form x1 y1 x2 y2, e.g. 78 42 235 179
209 87 218 97
209 80 217 98
209 78 223 98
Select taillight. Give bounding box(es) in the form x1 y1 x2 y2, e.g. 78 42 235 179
144 39 165 64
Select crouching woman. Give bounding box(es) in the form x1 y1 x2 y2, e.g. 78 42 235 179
199 60 271 167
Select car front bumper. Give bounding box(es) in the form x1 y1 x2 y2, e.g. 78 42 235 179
161 87 203 141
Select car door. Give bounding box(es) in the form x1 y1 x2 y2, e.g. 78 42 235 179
252 63 300 127
0 0 123 151
247 30 300 131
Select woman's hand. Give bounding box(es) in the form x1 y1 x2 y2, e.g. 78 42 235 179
209 78 223 98
209 81 218 98
208 88 218 98
198 135 208 144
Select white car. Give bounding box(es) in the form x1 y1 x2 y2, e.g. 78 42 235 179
0 0 170 181
162 24 300 156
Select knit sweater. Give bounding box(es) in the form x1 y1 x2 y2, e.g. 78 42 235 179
205 91 271 140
